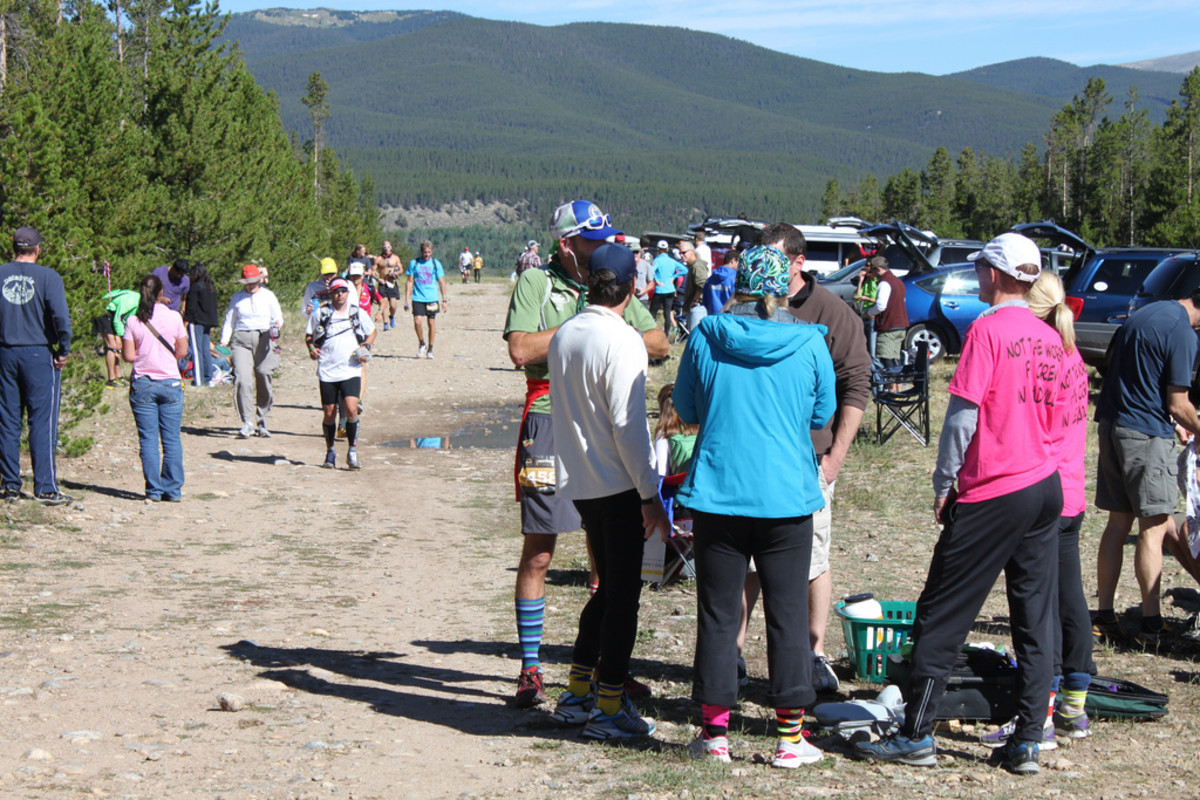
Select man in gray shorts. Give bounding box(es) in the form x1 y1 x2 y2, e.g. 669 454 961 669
1094 290 1200 644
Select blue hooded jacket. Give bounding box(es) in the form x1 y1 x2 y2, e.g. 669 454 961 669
673 312 835 518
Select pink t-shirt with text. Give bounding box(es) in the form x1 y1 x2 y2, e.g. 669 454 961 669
1052 347 1089 517
948 306 1062 504
123 304 186 381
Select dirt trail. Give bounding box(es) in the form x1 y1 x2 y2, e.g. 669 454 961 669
0 281 553 799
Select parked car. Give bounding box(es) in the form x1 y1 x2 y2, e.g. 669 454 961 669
820 220 980 310
1010 222 1182 368
901 264 988 362
1128 253 1200 314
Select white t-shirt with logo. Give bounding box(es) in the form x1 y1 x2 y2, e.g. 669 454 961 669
305 305 375 382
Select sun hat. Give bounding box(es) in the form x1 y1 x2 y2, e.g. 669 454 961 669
551 201 621 241
967 232 1042 283
735 245 791 297
320 257 338 275
238 264 264 284
588 244 637 285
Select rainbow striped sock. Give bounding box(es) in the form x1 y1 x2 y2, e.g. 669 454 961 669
776 707 805 743
516 597 545 671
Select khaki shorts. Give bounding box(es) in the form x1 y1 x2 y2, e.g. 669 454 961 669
1095 419 1178 517
876 328 905 361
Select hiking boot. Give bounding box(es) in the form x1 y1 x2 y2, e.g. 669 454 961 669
580 707 656 741
514 667 547 708
853 733 937 767
812 653 839 693
991 738 1039 774
980 716 1056 750
771 736 822 768
417 343 427 359
1053 708 1091 739
321 449 337 470
1092 611 1122 642
687 734 731 763
551 689 596 725
34 491 74 507
347 450 361 470
237 424 254 439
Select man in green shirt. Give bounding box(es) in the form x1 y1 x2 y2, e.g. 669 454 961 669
503 201 668 708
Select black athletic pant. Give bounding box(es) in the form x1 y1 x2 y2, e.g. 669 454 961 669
650 293 674 336
571 490 647 687
1054 512 1096 681
903 472 1062 743
691 510 814 710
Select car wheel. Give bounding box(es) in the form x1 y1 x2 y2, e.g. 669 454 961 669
904 324 946 362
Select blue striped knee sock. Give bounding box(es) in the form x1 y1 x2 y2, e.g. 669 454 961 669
516 597 545 671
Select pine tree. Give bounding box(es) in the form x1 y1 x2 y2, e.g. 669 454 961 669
302 71 330 197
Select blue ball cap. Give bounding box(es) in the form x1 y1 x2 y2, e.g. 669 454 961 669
588 244 637 284
551 201 621 241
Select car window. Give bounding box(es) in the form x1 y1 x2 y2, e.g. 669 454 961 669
913 273 947 294
942 269 980 296
939 246 978 264
1087 256 1164 294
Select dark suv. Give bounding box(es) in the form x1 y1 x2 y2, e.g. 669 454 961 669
1128 253 1200 314
1011 222 1182 368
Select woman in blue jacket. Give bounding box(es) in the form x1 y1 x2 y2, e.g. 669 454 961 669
674 245 836 768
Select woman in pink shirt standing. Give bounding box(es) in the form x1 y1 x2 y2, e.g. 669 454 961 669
122 274 189 501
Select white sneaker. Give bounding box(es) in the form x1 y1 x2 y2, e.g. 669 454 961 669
425 349 434 360
236 424 254 439
771 737 822 768
812 653 839 693
687 734 731 763
417 343 427 359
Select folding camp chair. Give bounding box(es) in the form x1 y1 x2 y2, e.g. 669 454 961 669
872 341 930 446
658 472 696 583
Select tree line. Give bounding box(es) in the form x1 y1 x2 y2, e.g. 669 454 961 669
0 0 382 332
823 71 1200 247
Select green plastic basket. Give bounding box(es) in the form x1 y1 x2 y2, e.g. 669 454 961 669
835 600 917 684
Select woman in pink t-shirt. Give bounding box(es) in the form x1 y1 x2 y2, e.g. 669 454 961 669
122 274 189 501
1024 271 1093 738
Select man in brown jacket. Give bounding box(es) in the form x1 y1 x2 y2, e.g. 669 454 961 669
737 222 872 693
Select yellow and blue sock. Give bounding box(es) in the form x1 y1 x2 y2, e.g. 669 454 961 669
567 662 593 699
596 681 624 716
516 597 545 671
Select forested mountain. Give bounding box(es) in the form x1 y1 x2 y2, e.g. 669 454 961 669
950 58 1183 113
226 10 1175 232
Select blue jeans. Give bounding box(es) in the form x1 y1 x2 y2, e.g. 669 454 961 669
188 323 214 387
128 376 184 499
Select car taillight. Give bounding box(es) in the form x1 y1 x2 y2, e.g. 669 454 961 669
1064 296 1084 320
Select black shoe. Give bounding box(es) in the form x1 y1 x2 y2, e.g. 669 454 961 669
1092 611 1122 642
34 491 73 507
2 487 22 503
1135 619 1170 647
991 738 1039 774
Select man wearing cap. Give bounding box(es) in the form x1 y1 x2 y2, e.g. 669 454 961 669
374 242 404 330
302 258 339 317
503 201 668 708
546 243 670 740
650 241 680 338
0 226 73 505
736 223 871 694
864 255 908 370
517 241 541 277
1093 268 1200 645
306 277 376 470
856 233 1064 774
405 241 446 360
152 259 191 316
218 265 284 439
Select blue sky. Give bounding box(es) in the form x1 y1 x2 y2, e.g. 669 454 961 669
216 1 1200 74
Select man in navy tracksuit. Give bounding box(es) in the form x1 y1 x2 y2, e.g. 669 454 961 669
0 227 73 505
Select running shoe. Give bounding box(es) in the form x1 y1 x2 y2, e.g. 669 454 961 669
1135 619 1169 647
1052 708 1091 739
551 689 596 725
991 738 1039 774
336 427 347 439
347 450 361 470
687 734 731 763
980 716 1056 750
417 343 427 359
812 653 840 693
237 424 254 439
514 667 547 708
426 349 434 360
771 736 822 768
34 491 74 507
624 675 652 700
1091 611 1122 641
2 488 23 502
256 426 271 438
853 733 937 767
321 449 337 469
105 380 120 389
580 707 656 741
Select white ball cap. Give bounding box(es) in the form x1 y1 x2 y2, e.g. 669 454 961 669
967 232 1041 282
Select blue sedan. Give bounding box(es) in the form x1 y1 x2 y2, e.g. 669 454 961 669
900 264 987 362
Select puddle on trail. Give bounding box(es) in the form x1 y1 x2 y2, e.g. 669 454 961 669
380 404 522 450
